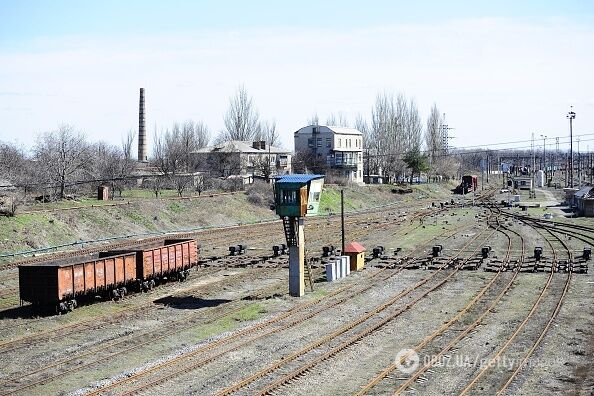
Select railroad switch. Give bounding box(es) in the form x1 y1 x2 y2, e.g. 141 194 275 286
583 247 591 261
229 244 247 256
322 245 336 257
273 244 288 257
372 246 385 259
481 246 492 259
432 245 443 258
534 247 543 262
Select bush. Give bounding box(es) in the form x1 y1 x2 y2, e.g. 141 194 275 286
245 182 274 207
324 172 350 186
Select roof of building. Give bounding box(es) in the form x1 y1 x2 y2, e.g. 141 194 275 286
574 186 594 199
294 125 363 136
274 174 324 184
192 140 291 154
344 241 366 253
0 179 15 191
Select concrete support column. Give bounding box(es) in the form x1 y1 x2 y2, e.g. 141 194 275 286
289 218 305 297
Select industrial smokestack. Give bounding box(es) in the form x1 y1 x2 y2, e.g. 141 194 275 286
138 88 147 162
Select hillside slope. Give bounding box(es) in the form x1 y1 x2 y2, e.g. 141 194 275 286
0 183 456 258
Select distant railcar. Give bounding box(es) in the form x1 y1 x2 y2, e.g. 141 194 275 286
18 238 199 313
453 175 478 194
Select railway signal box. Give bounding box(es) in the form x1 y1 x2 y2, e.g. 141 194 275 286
273 174 325 297
274 174 324 217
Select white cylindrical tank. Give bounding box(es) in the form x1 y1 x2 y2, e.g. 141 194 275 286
344 256 351 276
340 256 348 277
326 262 336 282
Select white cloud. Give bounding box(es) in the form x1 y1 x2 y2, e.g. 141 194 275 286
0 17 592 151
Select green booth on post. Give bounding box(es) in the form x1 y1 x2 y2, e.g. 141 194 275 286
274 174 325 218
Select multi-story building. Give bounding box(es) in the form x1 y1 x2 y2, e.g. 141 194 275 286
192 140 291 182
294 125 364 184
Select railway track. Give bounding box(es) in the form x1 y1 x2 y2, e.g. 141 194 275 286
210 215 496 396
458 210 573 395
0 264 280 353
0 274 293 396
0 205 467 395
0 203 437 309
354 209 525 394
59 210 476 396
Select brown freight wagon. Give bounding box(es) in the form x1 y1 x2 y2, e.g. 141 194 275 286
19 251 137 313
105 238 199 292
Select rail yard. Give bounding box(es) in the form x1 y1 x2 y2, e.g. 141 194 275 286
0 183 592 396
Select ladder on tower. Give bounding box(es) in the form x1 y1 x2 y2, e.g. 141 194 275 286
304 251 314 292
282 217 298 247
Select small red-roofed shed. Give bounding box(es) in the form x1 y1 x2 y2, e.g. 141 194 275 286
344 242 366 271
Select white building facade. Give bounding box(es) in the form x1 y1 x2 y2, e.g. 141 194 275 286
192 140 291 182
294 125 364 184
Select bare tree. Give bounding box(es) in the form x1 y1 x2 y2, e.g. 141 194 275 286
404 98 422 153
0 142 32 191
307 113 319 126
221 86 260 141
326 112 349 127
194 120 210 149
171 174 193 197
151 128 172 175
256 120 279 146
425 104 443 175
34 125 90 199
252 155 274 182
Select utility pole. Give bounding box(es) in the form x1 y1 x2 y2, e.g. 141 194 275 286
340 189 345 254
567 106 576 187
555 137 560 184
577 137 581 188
531 132 535 196
540 134 546 186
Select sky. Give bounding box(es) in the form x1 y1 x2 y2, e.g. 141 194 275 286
1 0 593 154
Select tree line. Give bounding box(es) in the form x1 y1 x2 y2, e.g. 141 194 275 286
1 85 487 210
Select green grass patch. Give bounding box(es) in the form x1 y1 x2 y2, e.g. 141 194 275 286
121 189 179 199
168 202 184 214
191 303 267 340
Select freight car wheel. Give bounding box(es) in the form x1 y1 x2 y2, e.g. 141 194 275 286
111 289 122 301
149 280 155 290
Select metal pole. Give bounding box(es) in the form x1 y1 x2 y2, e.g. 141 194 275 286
570 116 573 187
567 107 576 188
540 135 546 186
341 189 345 254
577 138 581 188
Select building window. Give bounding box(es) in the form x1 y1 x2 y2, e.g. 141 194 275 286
338 138 341 148
308 138 314 148
317 138 322 148
335 152 343 165
326 138 331 148
281 189 297 204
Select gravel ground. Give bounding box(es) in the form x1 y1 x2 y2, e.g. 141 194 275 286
1 194 593 396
